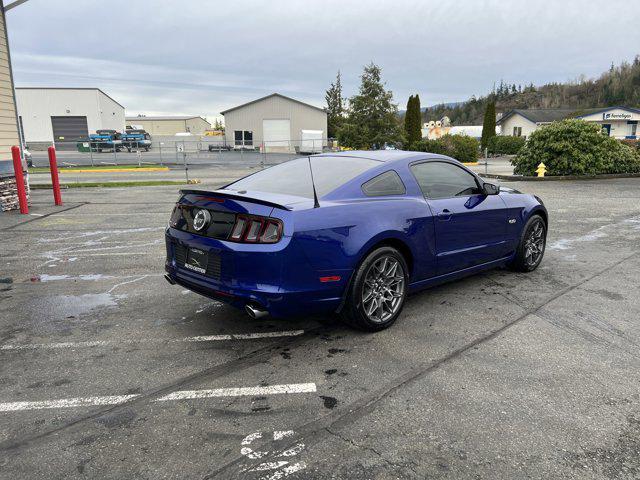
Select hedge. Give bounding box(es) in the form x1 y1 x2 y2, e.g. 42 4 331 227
488 135 526 155
512 119 640 176
413 134 479 163
621 138 640 152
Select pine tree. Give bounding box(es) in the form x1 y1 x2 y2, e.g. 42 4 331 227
338 63 403 149
480 101 496 151
412 94 422 144
325 71 344 139
404 94 422 147
404 95 414 141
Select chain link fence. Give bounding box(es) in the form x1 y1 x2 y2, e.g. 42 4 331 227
26 138 340 171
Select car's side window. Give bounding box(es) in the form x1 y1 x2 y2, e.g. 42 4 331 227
362 170 406 196
410 162 481 199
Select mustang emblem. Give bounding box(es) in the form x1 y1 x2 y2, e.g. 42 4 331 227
193 209 211 231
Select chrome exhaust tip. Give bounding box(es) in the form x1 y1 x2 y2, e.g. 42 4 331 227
164 273 176 285
245 303 268 319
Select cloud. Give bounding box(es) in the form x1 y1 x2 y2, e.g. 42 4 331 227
5 0 640 121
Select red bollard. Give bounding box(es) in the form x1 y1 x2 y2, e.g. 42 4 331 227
48 146 63 206
11 145 28 214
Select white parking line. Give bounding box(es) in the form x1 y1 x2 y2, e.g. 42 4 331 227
0 340 111 351
183 331 305 342
0 395 139 412
0 383 317 412
157 383 317 401
0 330 305 351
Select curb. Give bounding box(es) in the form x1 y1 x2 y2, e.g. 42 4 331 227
480 172 640 182
28 167 169 174
31 180 192 189
59 167 169 173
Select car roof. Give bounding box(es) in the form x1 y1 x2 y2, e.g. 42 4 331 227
312 150 461 169
313 150 426 163
314 150 470 201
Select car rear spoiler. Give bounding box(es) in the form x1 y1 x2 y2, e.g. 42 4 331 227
179 189 293 211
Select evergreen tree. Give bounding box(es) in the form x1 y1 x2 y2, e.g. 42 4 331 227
338 63 403 149
404 95 413 136
404 94 422 147
480 101 496 151
325 71 344 139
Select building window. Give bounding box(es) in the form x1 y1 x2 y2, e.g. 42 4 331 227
234 130 253 147
601 124 611 136
630 121 638 137
513 126 522 137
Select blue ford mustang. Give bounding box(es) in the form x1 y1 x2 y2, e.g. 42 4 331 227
165 151 547 331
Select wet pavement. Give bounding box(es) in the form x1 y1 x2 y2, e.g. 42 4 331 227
0 176 639 479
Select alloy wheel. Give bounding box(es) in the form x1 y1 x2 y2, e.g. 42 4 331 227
361 255 406 323
524 220 545 267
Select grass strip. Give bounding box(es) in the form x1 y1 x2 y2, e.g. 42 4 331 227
29 164 165 173
31 180 191 189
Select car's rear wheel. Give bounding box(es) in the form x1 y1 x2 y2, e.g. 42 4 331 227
508 215 546 272
341 246 408 332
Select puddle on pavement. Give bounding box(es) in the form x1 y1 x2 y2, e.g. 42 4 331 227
29 293 124 327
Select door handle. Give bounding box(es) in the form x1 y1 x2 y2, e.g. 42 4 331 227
437 209 452 221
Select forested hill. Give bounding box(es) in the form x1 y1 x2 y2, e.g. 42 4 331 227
425 56 640 125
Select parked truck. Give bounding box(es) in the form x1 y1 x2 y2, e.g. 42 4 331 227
121 129 152 152
89 130 122 152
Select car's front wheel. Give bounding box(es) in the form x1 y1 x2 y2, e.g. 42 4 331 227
341 246 409 332
508 214 546 272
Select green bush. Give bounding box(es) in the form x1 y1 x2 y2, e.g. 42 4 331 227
488 135 526 155
414 134 480 163
512 119 640 176
621 138 640 152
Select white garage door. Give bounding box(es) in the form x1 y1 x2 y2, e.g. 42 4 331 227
263 119 291 151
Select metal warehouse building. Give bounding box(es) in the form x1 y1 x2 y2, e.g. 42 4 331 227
497 106 640 139
16 87 125 149
125 116 211 136
221 93 327 152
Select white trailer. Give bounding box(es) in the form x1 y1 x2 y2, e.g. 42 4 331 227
299 129 323 154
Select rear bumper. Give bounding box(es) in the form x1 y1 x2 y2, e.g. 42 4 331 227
164 228 348 318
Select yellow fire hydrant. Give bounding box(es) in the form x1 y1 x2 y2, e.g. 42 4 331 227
536 162 547 177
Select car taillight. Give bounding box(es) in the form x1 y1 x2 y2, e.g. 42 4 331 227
169 204 181 227
229 217 247 240
228 215 283 243
260 220 282 243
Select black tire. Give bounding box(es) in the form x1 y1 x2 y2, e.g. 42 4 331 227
340 246 409 332
508 214 546 272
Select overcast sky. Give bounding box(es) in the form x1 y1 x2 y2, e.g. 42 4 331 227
6 0 639 123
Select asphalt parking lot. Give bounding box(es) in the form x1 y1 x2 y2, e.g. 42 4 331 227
1 175 639 479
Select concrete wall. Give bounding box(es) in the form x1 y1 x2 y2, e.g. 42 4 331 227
97 91 126 133
185 117 211 135
128 117 211 136
499 113 539 139
16 88 125 143
223 95 327 147
0 6 21 164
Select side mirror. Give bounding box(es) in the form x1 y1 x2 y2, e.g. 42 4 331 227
482 182 500 195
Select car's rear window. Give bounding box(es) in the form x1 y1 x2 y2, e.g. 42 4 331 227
225 156 379 198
